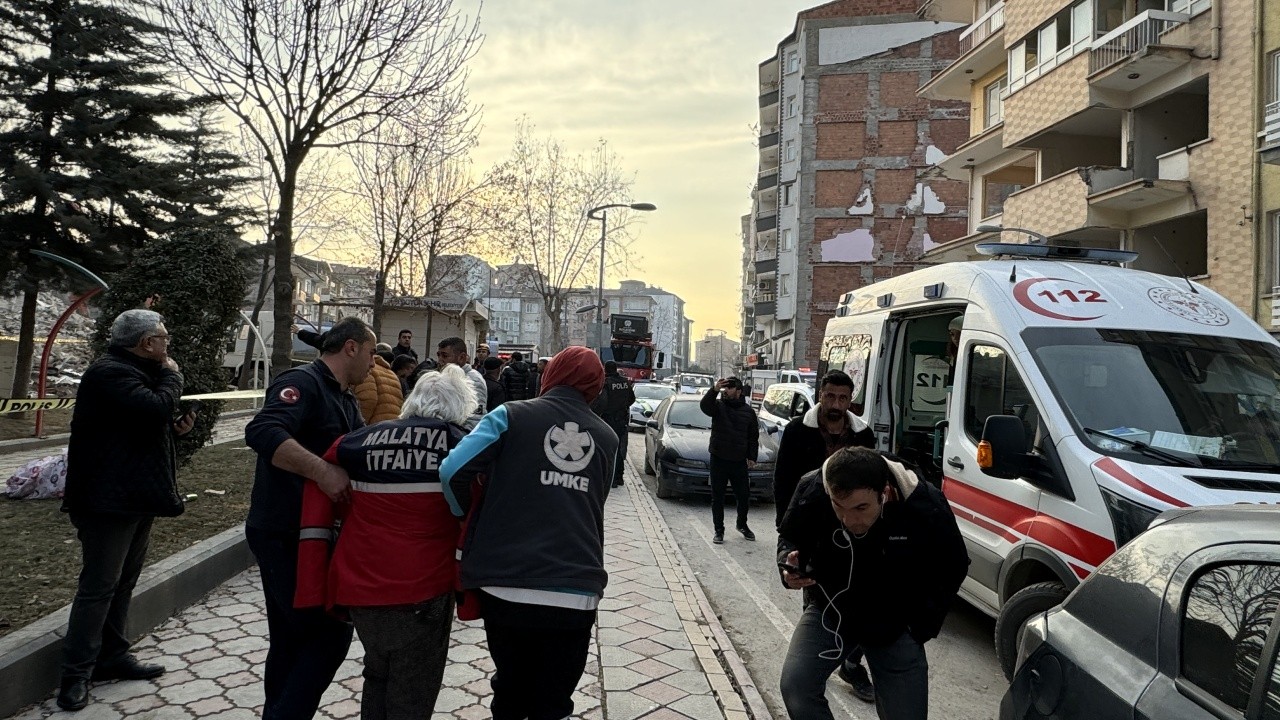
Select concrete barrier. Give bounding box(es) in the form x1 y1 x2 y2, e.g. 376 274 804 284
0 524 252 717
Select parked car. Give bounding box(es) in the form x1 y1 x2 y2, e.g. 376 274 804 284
756 382 815 432
1000 505 1280 720
673 373 714 395
629 382 676 432
642 395 778 500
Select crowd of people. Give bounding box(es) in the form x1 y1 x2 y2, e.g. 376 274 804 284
56 308 969 720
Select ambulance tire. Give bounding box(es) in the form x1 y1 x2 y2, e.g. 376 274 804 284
996 581 1070 681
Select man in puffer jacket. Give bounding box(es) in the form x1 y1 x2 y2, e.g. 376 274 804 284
700 376 759 544
499 351 532 401
777 447 969 720
440 346 617 720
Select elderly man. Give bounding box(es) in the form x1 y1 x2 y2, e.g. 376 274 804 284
441 346 618 720
58 309 195 711
245 316 375 720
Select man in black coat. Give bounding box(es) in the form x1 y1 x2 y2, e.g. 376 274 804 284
482 356 509 410
699 376 759 544
58 309 196 711
592 361 635 487
499 351 533 402
777 447 969 720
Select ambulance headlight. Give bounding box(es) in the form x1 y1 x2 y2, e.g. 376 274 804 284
1100 488 1160 548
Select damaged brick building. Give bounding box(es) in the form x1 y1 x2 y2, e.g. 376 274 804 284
742 0 971 371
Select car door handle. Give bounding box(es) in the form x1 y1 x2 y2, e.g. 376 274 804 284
947 456 964 470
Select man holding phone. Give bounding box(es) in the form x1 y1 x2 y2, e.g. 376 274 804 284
699 376 759 544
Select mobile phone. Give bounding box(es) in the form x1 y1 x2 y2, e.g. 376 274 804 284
777 561 808 576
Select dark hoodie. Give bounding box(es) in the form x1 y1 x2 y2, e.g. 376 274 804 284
440 346 618 599
700 385 759 463
500 360 533 401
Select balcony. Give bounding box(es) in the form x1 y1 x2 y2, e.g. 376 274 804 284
759 90 779 109
755 258 778 274
1002 166 1132 237
1089 10 1192 83
759 172 778 191
756 214 777 233
754 247 777 263
918 2 1005 101
1263 101 1280 166
754 296 777 318
935 122 1006 181
760 131 779 149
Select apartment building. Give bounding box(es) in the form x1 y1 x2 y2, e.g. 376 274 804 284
564 280 691 374
745 0 969 371
920 0 1279 326
1263 0 1280 328
695 332 742 378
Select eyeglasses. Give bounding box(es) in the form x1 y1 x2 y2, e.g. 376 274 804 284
147 333 170 343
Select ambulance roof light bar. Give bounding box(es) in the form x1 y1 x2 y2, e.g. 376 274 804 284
974 242 1138 265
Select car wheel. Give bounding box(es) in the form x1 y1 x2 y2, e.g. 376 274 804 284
644 449 655 475
654 463 675 499
995 581 1070 681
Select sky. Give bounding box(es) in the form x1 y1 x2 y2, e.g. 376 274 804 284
456 0 815 346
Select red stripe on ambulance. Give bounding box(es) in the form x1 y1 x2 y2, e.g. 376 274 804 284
1093 457 1189 509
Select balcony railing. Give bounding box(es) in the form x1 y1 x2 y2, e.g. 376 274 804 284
759 90 779 109
760 131 779 149
1264 100 1280 148
1090 9 1189 75
756 214 777 233
754 247 776 263
958 1 1004 55
759 172 778 190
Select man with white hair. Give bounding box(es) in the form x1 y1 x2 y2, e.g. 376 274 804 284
58 309 196 711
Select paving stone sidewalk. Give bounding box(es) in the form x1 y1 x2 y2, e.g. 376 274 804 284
8 461 766 720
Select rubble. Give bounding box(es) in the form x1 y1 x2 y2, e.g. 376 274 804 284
0 291 101 397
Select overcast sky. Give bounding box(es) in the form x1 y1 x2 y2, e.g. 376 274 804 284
458 0 816 349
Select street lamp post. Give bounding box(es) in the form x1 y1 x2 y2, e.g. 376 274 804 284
586 202 656 348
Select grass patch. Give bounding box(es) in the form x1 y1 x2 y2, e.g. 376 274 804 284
0 442 256 637
0 410 73 442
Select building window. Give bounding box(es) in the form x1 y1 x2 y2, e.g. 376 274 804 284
779 274 791 297
981 162 1035 219
785 140 797 162
1007 0 1092 94
1268 211 1280 293
782 183 793 206
624 298 649 311
780 228 794 252
787 49 799 74
1268 50 1280 105
1167 0 1211 17
984 77 1006 128
786 95 797 118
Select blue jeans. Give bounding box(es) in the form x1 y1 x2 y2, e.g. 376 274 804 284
780 604 929 720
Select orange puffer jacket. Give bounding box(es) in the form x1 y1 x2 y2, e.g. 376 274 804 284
354 356 403 423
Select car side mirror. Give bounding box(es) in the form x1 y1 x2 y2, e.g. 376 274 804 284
979 415 1027 479
642 409 654 417
645 419 660 429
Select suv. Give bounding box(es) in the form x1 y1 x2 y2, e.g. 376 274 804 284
1001 505 1280 720
757 382 814 432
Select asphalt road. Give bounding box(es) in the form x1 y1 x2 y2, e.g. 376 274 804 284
623 436 1007 720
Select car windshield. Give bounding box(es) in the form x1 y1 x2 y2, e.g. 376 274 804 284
681 376 711 387
665 401 712 430
1025 328 1280 468
800 373 816 390
606 342 650 366
635 384 675 401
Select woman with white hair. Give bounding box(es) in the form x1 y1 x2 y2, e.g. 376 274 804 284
293 364 478 719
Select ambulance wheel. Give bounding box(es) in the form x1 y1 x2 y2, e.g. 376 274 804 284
996 581 1070 681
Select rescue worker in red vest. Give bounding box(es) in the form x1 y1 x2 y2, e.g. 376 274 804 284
294 364 476 720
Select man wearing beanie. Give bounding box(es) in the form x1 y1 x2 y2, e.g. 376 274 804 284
440 346 617 720
700 376 760 544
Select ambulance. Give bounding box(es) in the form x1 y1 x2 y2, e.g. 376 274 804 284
818 242 1280 678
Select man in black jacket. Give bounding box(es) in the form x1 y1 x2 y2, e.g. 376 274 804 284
592 361 635 487
777 447 969 720
700 376 759 544
482 356 508 410
244 316 375 720
499 351 532 402
772 369 878 702
58 309 196 711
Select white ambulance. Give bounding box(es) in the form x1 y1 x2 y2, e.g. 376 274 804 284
818 242 1280 678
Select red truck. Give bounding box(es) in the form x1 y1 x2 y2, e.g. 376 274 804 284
601 314 663 382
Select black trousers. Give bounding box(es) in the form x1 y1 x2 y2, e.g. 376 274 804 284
479 592 596 720
610 423 629 485
710 455 751 534
350 595 454 720
247 527 353 720
61 513 153 680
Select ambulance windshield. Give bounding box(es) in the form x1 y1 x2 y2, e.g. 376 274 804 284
1025 328 1280 469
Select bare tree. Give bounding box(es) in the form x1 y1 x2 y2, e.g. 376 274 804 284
156 0 481 374
491 120 641 353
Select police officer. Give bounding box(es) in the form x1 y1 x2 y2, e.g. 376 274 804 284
593 360 635 488
244 316 375 720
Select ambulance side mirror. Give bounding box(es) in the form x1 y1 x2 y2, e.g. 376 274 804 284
979 415 1027 480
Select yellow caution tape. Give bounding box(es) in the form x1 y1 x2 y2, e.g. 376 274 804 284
0 389 266 414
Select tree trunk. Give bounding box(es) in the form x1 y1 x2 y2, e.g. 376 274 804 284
10 286 39 419
236 254 273 389
371 273 386 339
270 169 298 378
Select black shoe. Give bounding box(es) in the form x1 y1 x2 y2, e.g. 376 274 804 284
612 481 624 487
838 662 876 703
713 531 724 544
91 657 165 681
56 678 89 711
738 526 756 541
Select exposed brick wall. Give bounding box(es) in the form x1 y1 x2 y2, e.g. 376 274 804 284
818 74 869 113
799 0 921 21
878 120 919 157
815 170 865 208
879 71 929 113
928 119 970 155
870 168 917 206
816 122 866 159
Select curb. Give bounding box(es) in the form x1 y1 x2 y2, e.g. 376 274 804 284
0 409 259 456
0 524 253 718
623 463 775 720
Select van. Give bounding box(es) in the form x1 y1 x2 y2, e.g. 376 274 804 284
757 382 815 432
818 242 1280 678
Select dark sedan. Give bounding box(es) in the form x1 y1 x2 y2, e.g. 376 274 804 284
1001 505 1280 720
642 395 777 500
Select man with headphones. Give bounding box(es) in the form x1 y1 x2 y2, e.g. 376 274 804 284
776 447 969 720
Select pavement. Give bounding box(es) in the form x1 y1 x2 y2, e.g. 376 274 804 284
4 459 768 720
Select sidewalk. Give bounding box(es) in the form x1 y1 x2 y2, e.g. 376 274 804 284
7 461 769 720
